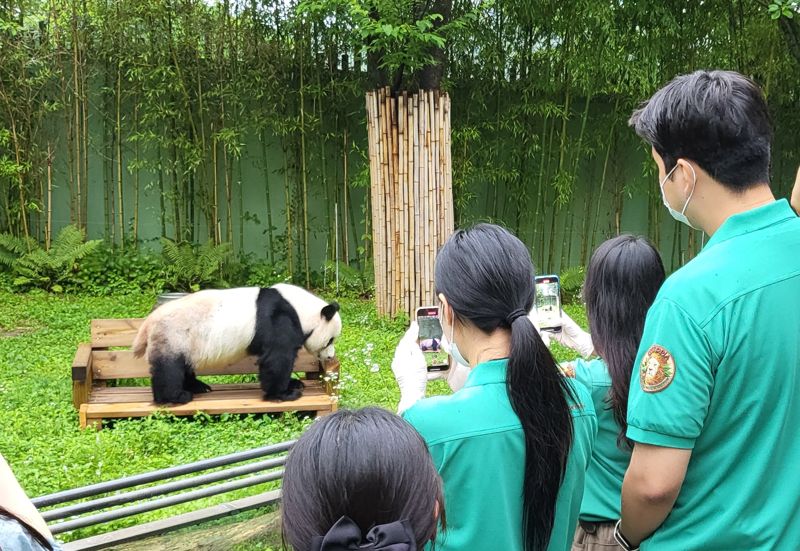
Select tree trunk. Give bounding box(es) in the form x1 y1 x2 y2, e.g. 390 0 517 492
417 0 453 90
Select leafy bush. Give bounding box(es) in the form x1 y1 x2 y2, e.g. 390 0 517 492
320 260 374 299
69 244 166 295
244 261 292 288
161 239 233 292
559 265 586 305
0 225 101 292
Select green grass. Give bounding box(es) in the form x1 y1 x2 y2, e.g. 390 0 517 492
0 290 586 547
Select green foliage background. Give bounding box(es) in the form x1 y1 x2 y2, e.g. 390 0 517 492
1 0 798 279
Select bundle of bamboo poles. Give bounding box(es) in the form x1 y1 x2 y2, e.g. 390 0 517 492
366 87 454 318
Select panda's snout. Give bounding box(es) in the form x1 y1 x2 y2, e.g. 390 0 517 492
317 345 335 361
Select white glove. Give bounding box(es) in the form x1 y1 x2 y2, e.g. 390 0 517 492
552 311 594 359
526 310 551 347
391 322 428 414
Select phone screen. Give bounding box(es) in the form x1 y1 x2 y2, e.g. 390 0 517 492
535 276 562 330
416 307 449 371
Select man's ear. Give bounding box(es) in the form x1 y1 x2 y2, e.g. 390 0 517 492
676 159 697 194
321 302 340 321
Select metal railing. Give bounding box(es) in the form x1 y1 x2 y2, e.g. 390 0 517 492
34 439 295 544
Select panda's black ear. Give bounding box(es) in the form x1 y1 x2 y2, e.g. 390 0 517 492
321 302 340 321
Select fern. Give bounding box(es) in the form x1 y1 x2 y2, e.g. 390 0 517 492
161 238 232 292
1 225 100 291
0 233 36 268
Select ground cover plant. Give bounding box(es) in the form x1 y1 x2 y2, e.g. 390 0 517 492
0 289 584 546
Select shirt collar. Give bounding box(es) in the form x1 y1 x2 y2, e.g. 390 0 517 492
703 199 797 251
463 358 508 388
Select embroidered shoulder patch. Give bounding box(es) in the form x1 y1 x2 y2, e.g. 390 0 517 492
558 363 576 378
640 345 676 393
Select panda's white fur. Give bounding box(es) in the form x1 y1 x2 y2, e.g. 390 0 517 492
133 285 341 405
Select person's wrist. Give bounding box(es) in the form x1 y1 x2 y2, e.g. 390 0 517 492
613 520 639 551
397 389 425 414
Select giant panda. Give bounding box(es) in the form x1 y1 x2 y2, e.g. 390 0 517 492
132 284 342 405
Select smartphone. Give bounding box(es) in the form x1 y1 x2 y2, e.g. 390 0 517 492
534 275 562 331
415 306 450 372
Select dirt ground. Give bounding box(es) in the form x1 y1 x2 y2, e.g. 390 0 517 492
105 509 283 551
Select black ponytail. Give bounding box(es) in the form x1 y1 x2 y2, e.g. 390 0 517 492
507 314 575 551
435 223 575 551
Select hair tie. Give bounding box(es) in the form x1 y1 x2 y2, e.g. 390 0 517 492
506 308 528 326
310 516 417 551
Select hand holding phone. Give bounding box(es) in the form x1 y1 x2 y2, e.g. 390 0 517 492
535 275 562 331
415 306 450 372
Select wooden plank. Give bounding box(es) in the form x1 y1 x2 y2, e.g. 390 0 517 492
72 343 94 410
82 392 335 421
90 349 322 380
91 319 142 347
91 349 320 380
61 490 282 551
89 382 328 404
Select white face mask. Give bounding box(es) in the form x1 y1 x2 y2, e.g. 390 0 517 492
440 307 470 367
660 162 700 230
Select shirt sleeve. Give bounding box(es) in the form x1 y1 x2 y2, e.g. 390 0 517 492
626 298 716 449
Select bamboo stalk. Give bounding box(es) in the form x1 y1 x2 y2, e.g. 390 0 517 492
409 93 417 313
116 62 124 248
381 89 391 314
366 92 382 314
46 143 53 250
343 129 349 264
398 92 406 315
390 90 400 316
212 126 220 244
133 101 140 242
371 91 384 315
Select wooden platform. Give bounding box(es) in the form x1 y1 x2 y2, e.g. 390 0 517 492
73 319 340 428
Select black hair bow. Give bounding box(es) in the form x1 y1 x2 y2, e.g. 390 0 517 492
310 516 417 551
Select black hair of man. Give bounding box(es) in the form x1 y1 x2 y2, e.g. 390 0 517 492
629 70 772 192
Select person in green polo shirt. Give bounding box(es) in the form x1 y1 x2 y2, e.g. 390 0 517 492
392 223 597 551
614 70 800 551
549 235 665 550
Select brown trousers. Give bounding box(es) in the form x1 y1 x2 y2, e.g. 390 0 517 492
571 520 624 551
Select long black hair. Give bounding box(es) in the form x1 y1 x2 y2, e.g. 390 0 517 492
582 235 665 448
435 223 574 551
281 407 444 551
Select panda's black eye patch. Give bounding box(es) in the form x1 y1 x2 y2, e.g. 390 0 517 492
326 338 334 347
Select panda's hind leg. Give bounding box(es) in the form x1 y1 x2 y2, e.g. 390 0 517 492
150 354 193 405
258 348 303 401
183 370 212 394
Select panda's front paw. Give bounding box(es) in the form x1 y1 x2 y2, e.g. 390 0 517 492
287 378 305 391
153 390 194 406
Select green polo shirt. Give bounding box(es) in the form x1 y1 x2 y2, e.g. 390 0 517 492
573 358 630 522
404 358 597 551
626 199 800 550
